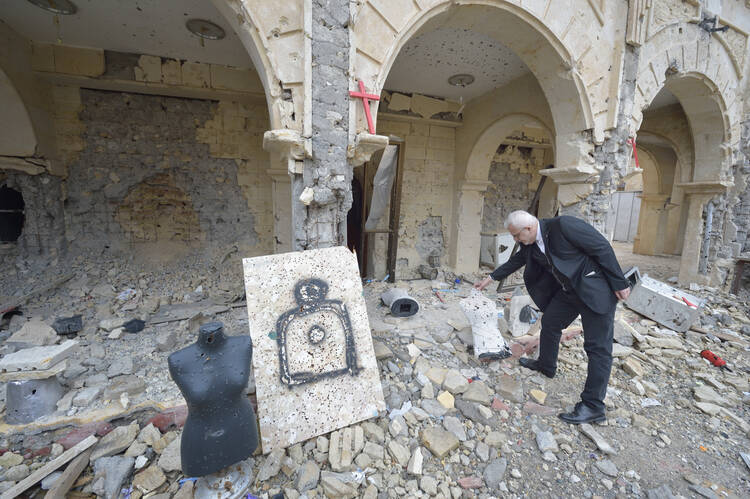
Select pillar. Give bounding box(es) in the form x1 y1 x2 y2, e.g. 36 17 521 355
450 179 491 274
676 182 731 284
263 130 305 254
633 193 668 255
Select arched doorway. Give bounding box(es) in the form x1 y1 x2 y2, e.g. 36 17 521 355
631 22 740 285
360 2 593 275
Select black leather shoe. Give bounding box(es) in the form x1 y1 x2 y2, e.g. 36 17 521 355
518 357 555 378
558 402 606 424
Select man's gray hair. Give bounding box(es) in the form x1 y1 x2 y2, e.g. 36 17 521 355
504 210 537 229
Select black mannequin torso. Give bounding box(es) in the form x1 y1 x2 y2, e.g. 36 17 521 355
168 322 258 476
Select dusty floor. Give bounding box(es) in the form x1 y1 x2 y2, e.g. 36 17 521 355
611 242 682 282
0 244 748 498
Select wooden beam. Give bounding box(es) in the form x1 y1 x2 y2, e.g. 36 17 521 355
44 448 93 499
1 435 97 499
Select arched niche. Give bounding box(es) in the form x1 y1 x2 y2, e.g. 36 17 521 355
451 113 554 272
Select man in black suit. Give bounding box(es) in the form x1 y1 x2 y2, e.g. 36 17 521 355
475 210 631 424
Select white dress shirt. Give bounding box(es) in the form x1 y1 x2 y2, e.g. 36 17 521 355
535 223 545 254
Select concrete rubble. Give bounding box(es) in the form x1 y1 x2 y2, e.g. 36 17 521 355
0 262 749 498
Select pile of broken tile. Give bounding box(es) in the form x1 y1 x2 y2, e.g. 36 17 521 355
0 268 748 498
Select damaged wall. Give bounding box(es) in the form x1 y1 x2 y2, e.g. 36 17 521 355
481 144 549 234
375 118 455 278
0 28 274 266
63 89 267 257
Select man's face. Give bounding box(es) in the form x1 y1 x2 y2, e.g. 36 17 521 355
508 223 536 245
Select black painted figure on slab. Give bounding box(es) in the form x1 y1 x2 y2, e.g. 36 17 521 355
168 321 258 477
276 278 359 386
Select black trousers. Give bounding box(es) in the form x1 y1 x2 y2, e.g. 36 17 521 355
537 287 615 412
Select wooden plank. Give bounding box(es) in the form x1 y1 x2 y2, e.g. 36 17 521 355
44 448 93 499
1 435 97 499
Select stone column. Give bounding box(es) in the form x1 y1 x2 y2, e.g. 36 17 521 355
301 0 352 250
633 193 668 255
451 179 491 274
263 130 305 253
676 182 731 284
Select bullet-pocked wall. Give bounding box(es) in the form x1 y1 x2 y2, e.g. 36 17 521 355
62 89 271 257
372 118 456 278
0 26 274 265
481 142 552 235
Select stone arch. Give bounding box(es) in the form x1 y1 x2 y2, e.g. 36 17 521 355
210 0 292 130
632 23 739 182
451 113 554 272
0 66 36 156
635 145 662 195
353 0 601 167
466 113 554 182
633 23 738 283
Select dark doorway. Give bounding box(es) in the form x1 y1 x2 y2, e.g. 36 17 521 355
0 186 24 242
352 140 405 281
347 177 363 257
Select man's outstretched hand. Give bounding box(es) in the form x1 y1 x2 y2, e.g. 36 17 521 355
615 287 631 301
474 276 494 291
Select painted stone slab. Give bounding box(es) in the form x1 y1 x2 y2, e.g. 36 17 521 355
243 246 385 453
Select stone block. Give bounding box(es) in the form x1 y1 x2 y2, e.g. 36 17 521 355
411 94 459 118
53 45 105 76
0 360 67 382
421 427 459 458
210 65 261 92
622 357 644 377
0 340 77 372
161 59 182 85
388 92 411 112
243 247 385 452
182 62 210 88
134 55 162 82
7 317 57 346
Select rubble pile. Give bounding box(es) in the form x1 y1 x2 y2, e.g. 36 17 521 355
0 259 749 497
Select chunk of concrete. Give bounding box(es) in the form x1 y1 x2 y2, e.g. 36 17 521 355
0 340 78 372
7 318 58 346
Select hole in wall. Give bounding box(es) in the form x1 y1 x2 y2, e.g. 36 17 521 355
0 186 25 242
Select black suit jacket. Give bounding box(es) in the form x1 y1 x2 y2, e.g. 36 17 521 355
490 216 629 314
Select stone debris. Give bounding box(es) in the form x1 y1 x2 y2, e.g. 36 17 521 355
0 273 749 498
580 424 617 455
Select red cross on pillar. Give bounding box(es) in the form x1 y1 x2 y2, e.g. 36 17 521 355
627 137 640 169
349 80 380 134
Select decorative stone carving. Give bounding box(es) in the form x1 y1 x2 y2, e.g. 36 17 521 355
263 129 306 175
648 0 699 39
347 132 389 166
626 0 649 47
716 23 748 75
